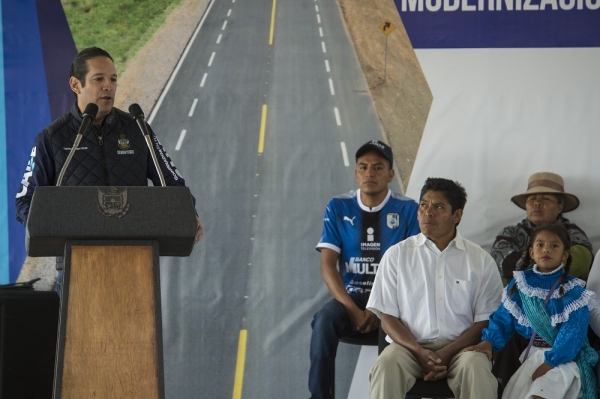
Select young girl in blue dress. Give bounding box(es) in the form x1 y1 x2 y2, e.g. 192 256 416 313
465 224 597 399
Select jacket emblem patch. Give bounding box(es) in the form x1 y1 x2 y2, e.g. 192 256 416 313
118 134 131 150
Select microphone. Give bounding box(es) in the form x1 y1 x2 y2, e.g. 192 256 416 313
128 103 150 137
80 102 99 135
128 103 166 187
56 103 98 186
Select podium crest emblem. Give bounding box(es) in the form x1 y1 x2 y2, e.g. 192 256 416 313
97 187 130 217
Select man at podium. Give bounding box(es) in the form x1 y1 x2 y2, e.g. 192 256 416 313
15 46 203 292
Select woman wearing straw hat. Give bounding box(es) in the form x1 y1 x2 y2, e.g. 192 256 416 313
491 171 593 284
490 171 594 390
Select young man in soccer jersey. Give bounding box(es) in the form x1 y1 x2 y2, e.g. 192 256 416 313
308 140 420 399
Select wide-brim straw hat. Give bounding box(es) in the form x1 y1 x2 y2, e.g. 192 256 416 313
511 172 579 213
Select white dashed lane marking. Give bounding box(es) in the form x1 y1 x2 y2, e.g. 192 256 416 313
175 130 187 151
189 99 198 117
340 142 349 167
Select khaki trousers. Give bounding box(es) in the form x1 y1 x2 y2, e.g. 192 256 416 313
369 340 498 399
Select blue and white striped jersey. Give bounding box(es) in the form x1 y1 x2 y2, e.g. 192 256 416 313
316 189 419 293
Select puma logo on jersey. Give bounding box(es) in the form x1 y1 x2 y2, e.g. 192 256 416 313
343 216 356 226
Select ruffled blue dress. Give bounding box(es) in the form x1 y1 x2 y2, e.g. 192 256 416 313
482 265 597 399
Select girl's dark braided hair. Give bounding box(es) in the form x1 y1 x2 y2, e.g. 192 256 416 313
509 223 572 297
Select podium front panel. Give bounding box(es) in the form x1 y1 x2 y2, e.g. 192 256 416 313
26 186 197 257
54 241 164 399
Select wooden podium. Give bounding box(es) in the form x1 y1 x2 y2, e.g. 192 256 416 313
26 186 197 399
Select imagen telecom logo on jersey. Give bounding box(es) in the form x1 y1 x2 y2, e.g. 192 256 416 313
361 227 380 251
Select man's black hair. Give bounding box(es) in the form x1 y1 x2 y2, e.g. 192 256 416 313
69 47 114 97
419 177 467 214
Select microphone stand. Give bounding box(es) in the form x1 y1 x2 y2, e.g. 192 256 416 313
128 104 166 187
142 132 166 187
57 103 98 186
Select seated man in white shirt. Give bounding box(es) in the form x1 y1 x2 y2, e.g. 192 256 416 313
367 177 503 399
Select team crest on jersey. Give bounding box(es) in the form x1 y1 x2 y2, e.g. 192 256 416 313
97 187 130 217
117 134 131 150
386 213 399 229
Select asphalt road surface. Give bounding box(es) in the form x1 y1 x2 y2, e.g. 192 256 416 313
149 0 397 397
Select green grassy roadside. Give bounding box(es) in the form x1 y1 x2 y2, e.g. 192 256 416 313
61 0 183 75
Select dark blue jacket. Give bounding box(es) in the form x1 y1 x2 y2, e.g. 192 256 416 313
16 103 192 226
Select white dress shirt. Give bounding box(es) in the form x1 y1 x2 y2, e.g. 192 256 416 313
367 231 503 342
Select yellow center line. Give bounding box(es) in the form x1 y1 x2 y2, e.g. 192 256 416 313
269 0 277 45
258 104 267 154
232 329 248 399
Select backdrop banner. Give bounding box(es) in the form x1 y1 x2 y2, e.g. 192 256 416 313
394 0 600 48
0 0 76 283
397 4 600 253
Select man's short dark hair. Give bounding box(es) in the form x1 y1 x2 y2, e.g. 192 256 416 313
419 177 467 214
69 47 114 97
